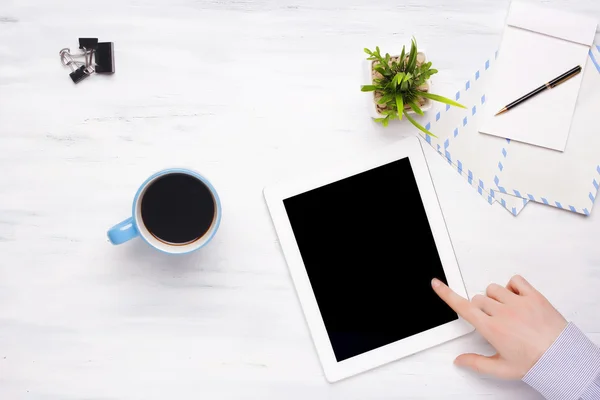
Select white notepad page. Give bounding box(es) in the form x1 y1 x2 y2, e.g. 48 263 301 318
478 2 597 152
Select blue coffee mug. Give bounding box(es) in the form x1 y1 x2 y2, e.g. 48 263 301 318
107 168 222 254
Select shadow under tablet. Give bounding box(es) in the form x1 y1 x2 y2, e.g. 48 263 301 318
283 157 458 362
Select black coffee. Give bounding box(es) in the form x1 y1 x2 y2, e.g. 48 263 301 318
141 173 216 245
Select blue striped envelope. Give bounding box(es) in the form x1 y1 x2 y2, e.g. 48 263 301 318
418 44 600 216
415 52 528 216
493 45 600 215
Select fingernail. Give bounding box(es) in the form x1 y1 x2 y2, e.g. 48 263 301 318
431 278 441 288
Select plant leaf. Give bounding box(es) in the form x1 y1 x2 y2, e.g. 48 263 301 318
393 72 405 86
399 46 406 71
361 85 378 92
400 72 412 90
405 112 437 138
379 94 393 104
382 114 390 127
406 38 418 73
408 101 424 115
373 65 387 76
418 92 466 109
395 94 404 120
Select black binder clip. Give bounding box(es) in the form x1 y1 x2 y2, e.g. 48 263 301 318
78 38 98 51
78 38 114 74
59 38 115 83
95 42 115 74
60 48 93 84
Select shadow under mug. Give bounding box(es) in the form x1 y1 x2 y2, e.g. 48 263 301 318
107 168 222 254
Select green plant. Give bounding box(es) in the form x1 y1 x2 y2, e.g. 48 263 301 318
361 39 466 137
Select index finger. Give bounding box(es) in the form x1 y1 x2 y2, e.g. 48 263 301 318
431 278 487 328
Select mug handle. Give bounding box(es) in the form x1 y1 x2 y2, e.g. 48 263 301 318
107 217 139 245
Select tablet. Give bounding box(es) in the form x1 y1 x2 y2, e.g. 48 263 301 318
264 136 473 382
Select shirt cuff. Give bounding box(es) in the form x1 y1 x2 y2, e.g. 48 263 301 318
522 322 600 400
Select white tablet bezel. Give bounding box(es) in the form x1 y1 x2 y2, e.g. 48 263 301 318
264 136 473 382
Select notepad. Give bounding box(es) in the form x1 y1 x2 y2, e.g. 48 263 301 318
479 2 597 152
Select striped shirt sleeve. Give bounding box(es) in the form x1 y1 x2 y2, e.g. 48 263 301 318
522 323 600 400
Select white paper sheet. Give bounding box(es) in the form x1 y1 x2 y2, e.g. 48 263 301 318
506 1 597 46
496 46 600 215
478 2 597 152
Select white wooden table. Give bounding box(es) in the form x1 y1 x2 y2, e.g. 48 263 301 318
1 0 599 398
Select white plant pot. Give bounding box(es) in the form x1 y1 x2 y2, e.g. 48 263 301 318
362 51 433 119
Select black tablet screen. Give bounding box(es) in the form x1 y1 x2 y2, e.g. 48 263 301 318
283 157 458 362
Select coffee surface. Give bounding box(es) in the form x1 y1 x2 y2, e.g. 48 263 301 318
141 173 215 244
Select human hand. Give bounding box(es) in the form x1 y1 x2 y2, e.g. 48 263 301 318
431 275 567 380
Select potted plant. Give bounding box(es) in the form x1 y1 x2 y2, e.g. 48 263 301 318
361 39 465 136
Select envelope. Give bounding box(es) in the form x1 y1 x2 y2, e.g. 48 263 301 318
478 1 597 152
495 46 600 215
415 66 528 216
431 45 600 216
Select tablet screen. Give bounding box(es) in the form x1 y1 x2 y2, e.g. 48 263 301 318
283 157 458 362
